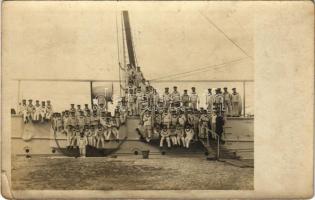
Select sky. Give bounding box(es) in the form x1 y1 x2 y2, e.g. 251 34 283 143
3 1 254 113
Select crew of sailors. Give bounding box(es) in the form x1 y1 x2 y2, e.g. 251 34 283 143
18 99 53 124
125 65 242 148
126 82 242 118
51 103 128 150
126 85 242 118
137 106 226 149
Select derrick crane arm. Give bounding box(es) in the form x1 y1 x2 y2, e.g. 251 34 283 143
122 11 137 68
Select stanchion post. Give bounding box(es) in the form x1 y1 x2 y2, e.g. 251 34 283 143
90 81 93 108
217 136 220 160
243 81 246 117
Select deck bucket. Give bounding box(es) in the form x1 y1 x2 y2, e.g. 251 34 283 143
142 150 150 159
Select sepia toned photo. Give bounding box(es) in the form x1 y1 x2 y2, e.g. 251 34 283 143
7 2 254 191
2 1 313 199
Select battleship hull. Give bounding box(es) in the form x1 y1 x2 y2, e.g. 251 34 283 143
11 115 253 159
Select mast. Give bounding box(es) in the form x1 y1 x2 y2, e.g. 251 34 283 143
122 11 137 69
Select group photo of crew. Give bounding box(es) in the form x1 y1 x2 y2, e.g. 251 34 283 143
18 99 53 124
51 100 128 152
124 64 243 148
15 64 244 154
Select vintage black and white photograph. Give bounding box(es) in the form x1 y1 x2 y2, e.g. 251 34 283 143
6 1 255 191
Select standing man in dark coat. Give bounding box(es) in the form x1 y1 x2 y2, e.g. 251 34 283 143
215 111 225 144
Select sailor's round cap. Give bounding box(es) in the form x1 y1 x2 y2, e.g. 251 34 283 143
185 124 192 129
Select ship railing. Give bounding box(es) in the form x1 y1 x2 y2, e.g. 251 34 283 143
13 78 254 117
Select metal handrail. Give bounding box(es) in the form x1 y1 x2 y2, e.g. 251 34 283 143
13 78 252 117
207 129 221 160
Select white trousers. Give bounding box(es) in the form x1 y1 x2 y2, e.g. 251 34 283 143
22 110 28 122
34 111 41 121
79 146 86 156
170 136 177 145
232 102 239 116
96 136 105 148
224 101 232 115
160 136 171 147
185 133 194 148
176 135 186 147
191 102 197 110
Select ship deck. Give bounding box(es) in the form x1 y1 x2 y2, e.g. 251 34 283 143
11 155 253 190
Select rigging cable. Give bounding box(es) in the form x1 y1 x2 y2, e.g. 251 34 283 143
150 57 248 81
199 11 252 60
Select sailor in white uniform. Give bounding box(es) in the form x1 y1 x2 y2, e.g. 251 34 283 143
176 124 185 147
26 99 35 122
184 124 195 148
19 99 28 123
78 132 88 157
39 101 47 122
206 88 214 113
142 109 153 142
162 87 171 109
231 88 242 117
181 89 190 108
171 86 181 107
223 87 232 116
190 87 200 110
160 125 171 148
